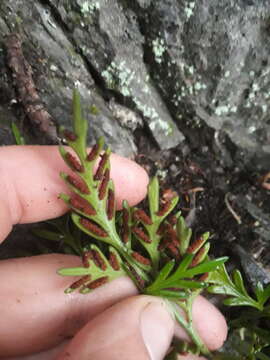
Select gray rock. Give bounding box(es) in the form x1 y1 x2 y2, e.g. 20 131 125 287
131 0 270 161
234 244 270 286
1 0 270 158
238 195 270 243
55 0 184 148
0 0 138 155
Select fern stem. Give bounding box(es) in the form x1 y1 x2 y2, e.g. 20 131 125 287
168 299 210 356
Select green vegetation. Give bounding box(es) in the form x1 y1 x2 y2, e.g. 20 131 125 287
36 90 270 359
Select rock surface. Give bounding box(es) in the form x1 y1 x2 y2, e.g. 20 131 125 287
1 0 270 159
0 0 269 280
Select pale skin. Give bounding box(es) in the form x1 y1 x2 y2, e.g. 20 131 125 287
0 146 227 360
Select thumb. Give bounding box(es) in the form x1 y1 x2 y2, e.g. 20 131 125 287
56 295 174 360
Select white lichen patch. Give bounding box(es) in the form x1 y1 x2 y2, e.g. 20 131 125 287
152 38 166 64
170 60 207 107
194 82 207 91
252 83 259 91
215 104 238 116
149 118 173 136
262 104 268 113
243 81 268 112
188 66 194 75
80 1 100 15
102 60 136 97
247 125 256 134
167 57 210 109
134 98 173 136
50 64 58 72
184 1 196 19
101 60 174 137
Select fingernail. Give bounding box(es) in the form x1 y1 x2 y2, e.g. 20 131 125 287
140 302 174 360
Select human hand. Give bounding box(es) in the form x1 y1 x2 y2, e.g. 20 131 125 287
0 146 227 360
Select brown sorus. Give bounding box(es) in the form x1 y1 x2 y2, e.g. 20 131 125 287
94 153 109 180
121 226 129 244
164 224 179 247
131 251 151 265
107 189 115 220
158 240 166 251
132 227 151 243
156 223 166 235
67 175 89 194
122 208 129 224
199 273 209 282
65 152 83 172
190 246 206 267
159 224 179 255
168 215 177 225
156 200 172 216
133 209 153 225
63 129 77 142
87 276 109 289
162 188 178 201
80 218 108 237
87 144 99 161
91 249 107 270
121 208 129 243
70 275 91 289
166 243 180 258
82 251 93 268
187 236 205 254
70 195 96 216
126 263 145 289
99 169 110 200
109 252 120 271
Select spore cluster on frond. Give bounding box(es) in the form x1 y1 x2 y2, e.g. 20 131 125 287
57 90 227 305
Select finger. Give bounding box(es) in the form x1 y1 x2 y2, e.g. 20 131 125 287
56 296 175 360
0 145 149 241
0 254 227 357
8 342 68 360
174 296 228 351
55 294 226 360
8 346 206 360
0 254 138 357
191 296 227 350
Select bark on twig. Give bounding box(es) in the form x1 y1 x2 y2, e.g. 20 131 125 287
5 33 58 143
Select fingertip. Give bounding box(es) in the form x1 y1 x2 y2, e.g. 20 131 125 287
0 254 138 357
192 296 228 351
56 296 174 360
110 153 149 208
0 146 149 234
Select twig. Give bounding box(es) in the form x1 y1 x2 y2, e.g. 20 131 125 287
224 193 242 225
5 33 58 143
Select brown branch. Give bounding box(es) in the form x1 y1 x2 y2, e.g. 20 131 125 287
5 33 58 142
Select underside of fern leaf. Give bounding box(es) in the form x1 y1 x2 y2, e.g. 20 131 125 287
57 89 229 356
